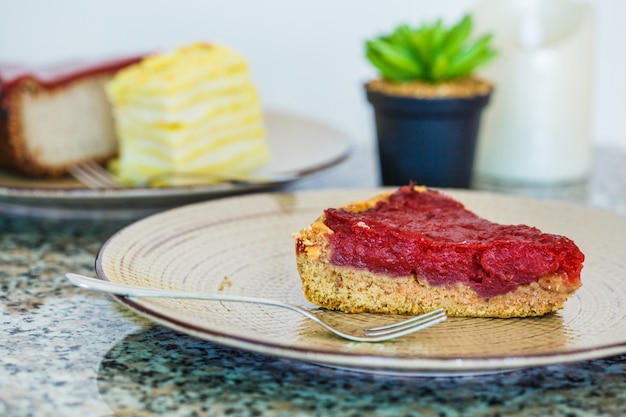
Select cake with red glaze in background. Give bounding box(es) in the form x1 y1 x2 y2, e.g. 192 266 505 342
294 185 585 318
0 55 142 178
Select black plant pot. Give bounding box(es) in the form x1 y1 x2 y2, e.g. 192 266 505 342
366 89 491 188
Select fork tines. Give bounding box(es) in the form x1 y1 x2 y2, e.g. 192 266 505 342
69 161 122 190
364 308 447 338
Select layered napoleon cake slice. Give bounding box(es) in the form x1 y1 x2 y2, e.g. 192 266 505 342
106 43 269 186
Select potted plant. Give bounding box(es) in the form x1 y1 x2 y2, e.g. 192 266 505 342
365 14 497 188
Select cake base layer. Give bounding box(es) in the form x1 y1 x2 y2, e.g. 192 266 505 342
297 250 574 318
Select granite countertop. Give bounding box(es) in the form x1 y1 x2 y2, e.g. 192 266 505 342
1 146 625 417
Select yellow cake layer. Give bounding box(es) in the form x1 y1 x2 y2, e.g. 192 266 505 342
118 128 267 167
113 103 263 144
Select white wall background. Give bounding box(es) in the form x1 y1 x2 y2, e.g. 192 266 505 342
1 0 624 152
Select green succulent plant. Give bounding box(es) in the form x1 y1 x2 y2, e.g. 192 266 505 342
365 14 497 83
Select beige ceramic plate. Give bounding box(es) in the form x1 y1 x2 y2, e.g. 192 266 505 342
95 189 626 376
0 110 350 215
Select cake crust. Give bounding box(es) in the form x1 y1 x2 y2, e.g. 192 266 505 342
294 186 584 318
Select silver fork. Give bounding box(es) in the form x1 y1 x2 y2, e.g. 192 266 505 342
68 161 122 190
66 273 446 343
68 160 298 190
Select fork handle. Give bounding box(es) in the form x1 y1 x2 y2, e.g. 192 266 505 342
65 273 301 310
66 273 446 343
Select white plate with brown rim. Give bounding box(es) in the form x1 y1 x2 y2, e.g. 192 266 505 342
93 188 626 376
0 110 351 216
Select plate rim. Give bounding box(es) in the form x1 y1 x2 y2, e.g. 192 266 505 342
94 188 626 375
0 109 352 203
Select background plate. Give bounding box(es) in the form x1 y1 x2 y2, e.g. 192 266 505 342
95 188 626 375
0 110 351 215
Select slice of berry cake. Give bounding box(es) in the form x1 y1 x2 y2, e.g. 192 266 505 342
294 185 584 318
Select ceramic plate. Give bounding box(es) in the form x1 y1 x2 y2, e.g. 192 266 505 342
0 110 350 215
95 189 626 376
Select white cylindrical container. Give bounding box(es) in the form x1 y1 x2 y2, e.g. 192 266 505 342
473 0 594 185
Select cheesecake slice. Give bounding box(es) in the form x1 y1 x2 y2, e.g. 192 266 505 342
294 185 584 318
0 56 142 177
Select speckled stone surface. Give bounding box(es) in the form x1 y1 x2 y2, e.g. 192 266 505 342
1 146 625 417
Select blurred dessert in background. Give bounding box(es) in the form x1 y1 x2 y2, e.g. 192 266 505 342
106 43 270 186
0 56 142 177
